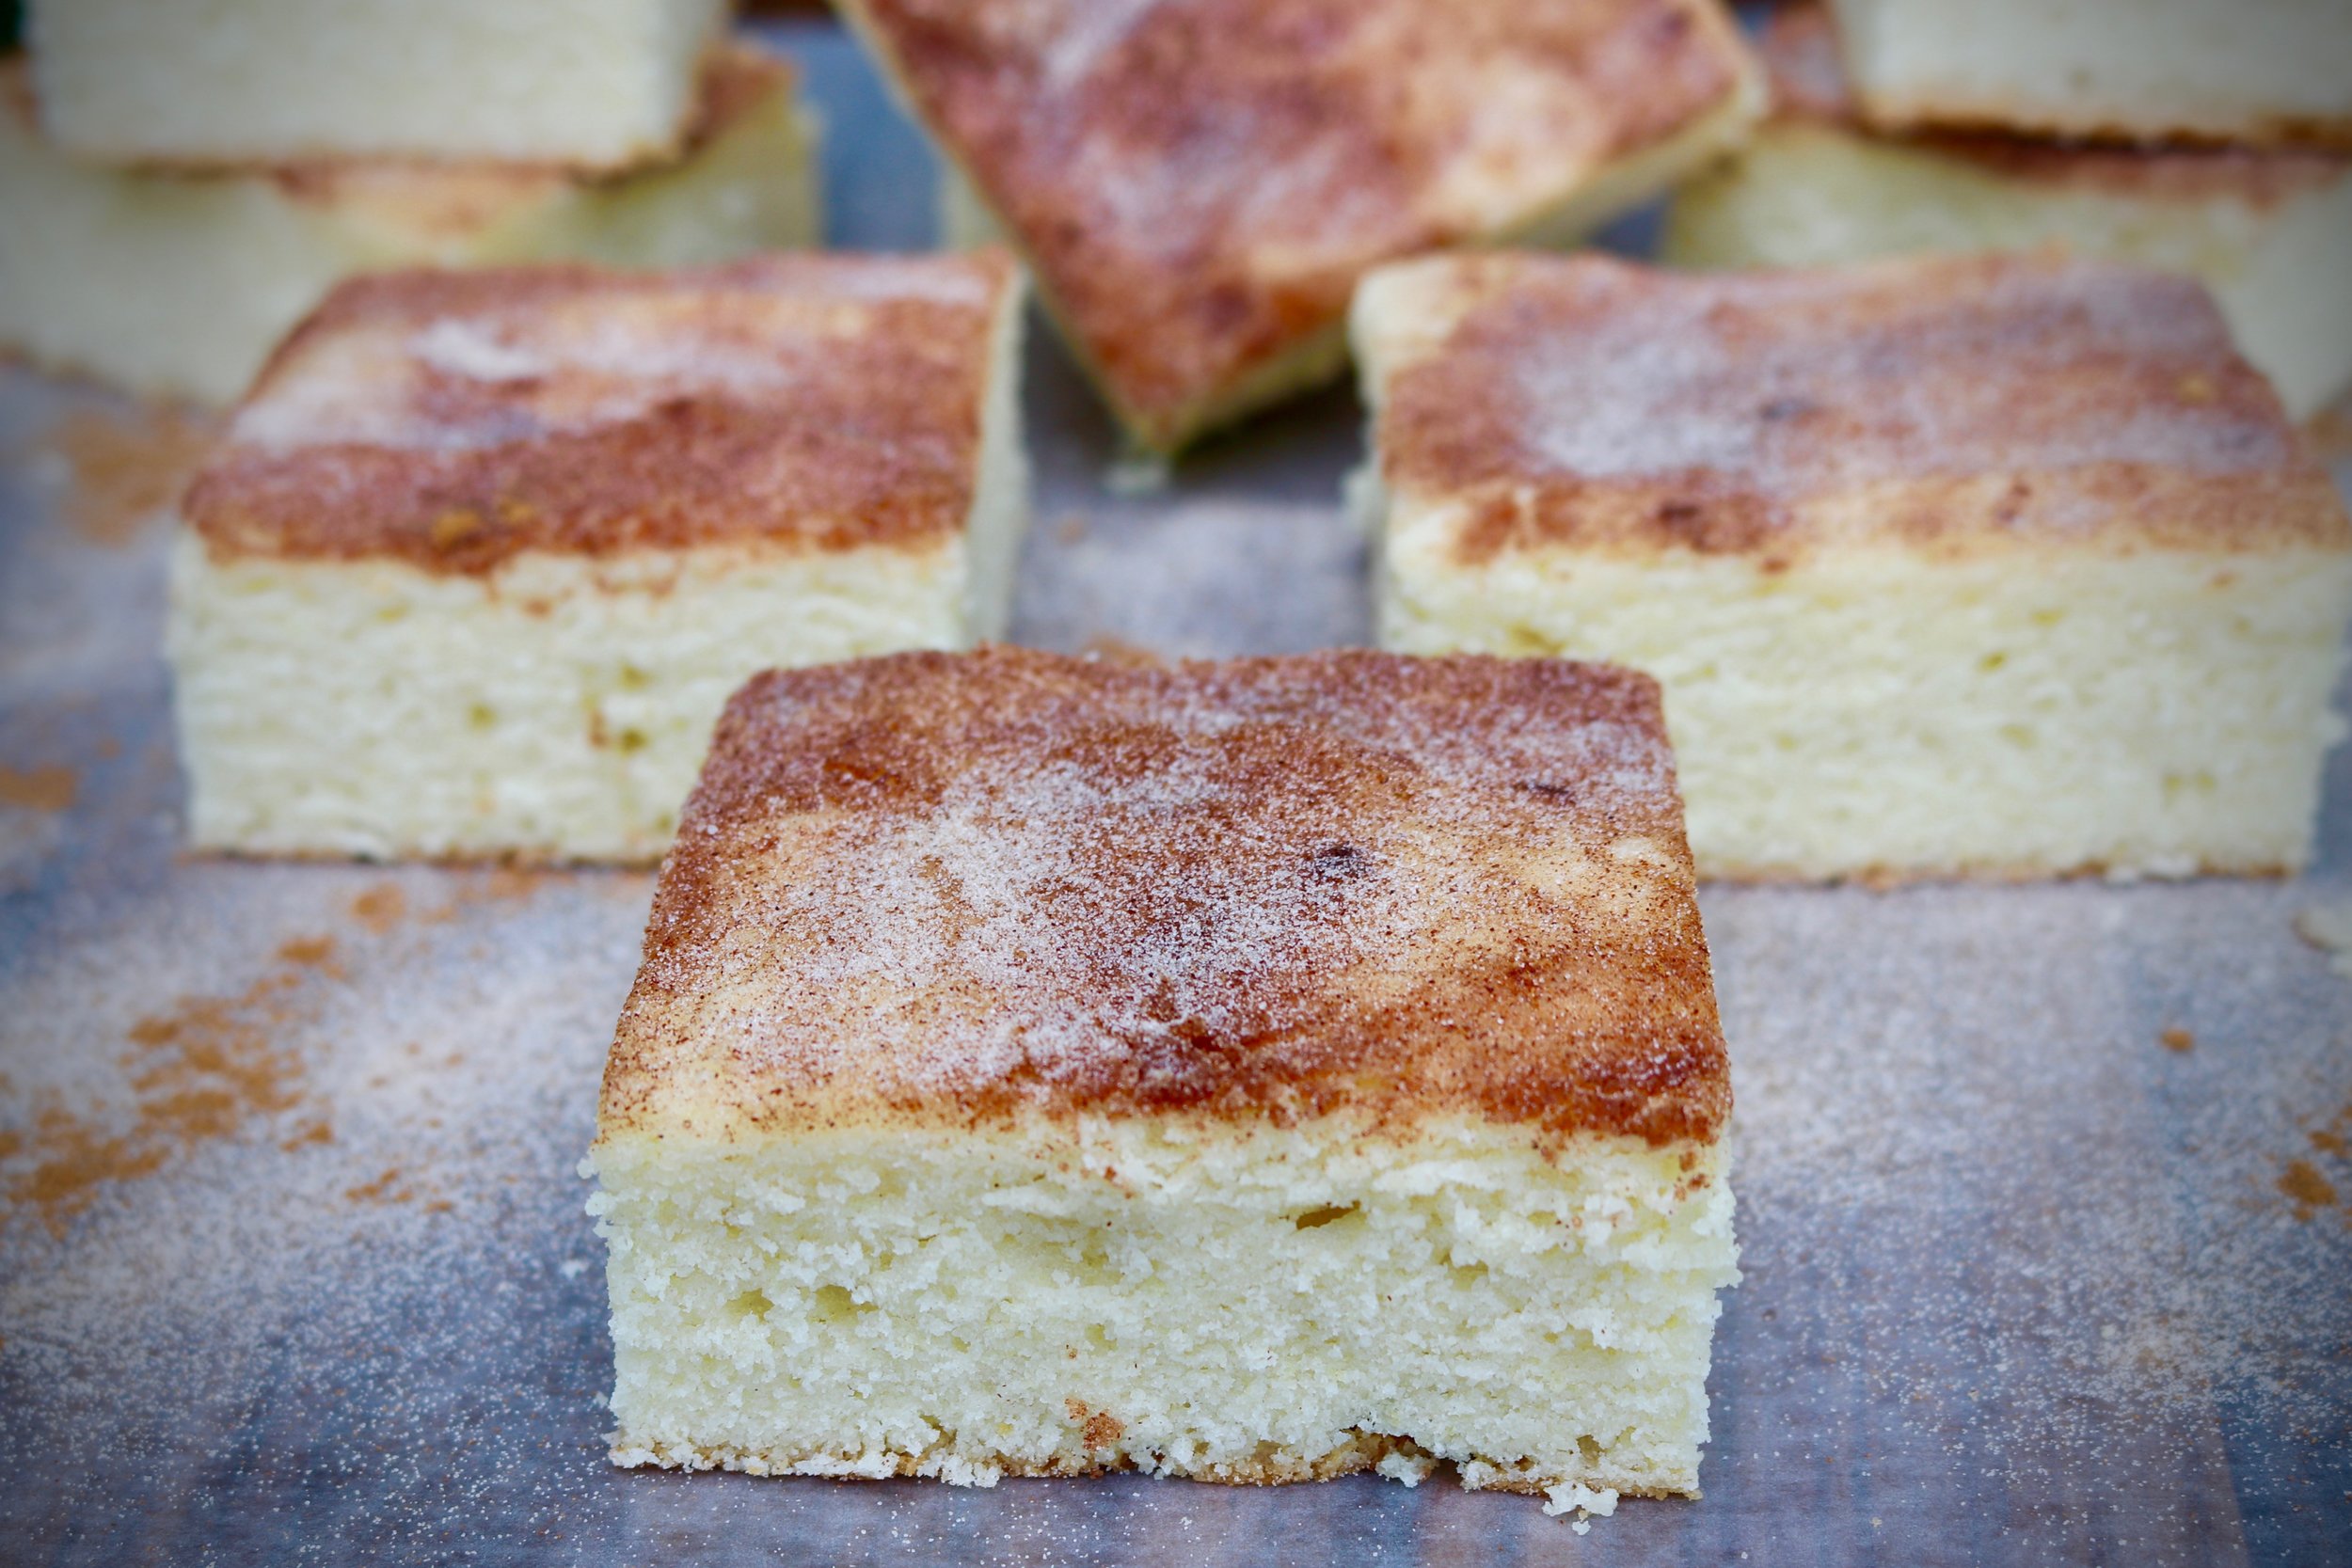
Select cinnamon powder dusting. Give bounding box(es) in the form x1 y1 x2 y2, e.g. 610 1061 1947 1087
0 767 77 813
1 969 322 1236
43 404 218 547
351 884 407 932
2279 1159 2338 1218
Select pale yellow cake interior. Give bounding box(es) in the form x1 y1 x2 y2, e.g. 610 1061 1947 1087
1373 531 2352 881
590 1117 1737 1511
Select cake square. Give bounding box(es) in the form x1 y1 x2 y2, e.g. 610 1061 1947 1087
1662 3 2352 419
1823 0 2352 148
28 0 728 167
588 646 1740 1508
167 252 1027 863
838 0 1762 452
1354 250 2352 882
0 46 822 406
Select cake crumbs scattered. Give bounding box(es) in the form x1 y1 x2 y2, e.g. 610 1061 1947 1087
1542 1480 1619 1528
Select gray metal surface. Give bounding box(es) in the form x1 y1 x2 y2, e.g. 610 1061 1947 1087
3 19 2348 1566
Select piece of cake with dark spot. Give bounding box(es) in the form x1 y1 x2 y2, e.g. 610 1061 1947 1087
587 645 1740 1509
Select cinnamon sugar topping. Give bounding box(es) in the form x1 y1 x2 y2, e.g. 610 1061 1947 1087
1370 251 2348 563
184 251 1020 575
847 0 1753 446
601 647 1726 1147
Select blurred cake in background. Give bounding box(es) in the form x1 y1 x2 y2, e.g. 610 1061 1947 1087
840 0 1762 452
1662 4 2352 420
1 5 819 405
1822 0 2352 148
28 0 730 167
167 252 1026 863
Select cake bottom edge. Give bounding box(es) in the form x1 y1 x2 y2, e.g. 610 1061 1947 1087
605 1430 1699 1500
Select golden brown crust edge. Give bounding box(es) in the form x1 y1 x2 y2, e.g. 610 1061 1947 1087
600 646 1729 1149
183 249 1022 574
839 0 1756 451
1362 249 2352 567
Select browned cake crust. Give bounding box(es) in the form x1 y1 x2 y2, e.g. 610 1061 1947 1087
1367 251 2351 566
839 0 1754 450
599 646 1727 1149
183 250 1019 575
1757 4 2347 206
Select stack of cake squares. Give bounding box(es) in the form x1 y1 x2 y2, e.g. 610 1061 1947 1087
0 0 821 404
1661 0 2352 420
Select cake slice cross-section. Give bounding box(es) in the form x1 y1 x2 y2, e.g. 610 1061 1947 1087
1354 250 2352 883
839 0 1761 452
167 252 1028 864
588 646 1740 1510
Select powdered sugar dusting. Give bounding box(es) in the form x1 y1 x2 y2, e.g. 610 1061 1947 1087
407 318 560 385
237 300 814 455
1708 874 2352 1520
1037 0 1163 89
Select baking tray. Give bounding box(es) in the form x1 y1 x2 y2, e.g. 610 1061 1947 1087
2 18 2348 1567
